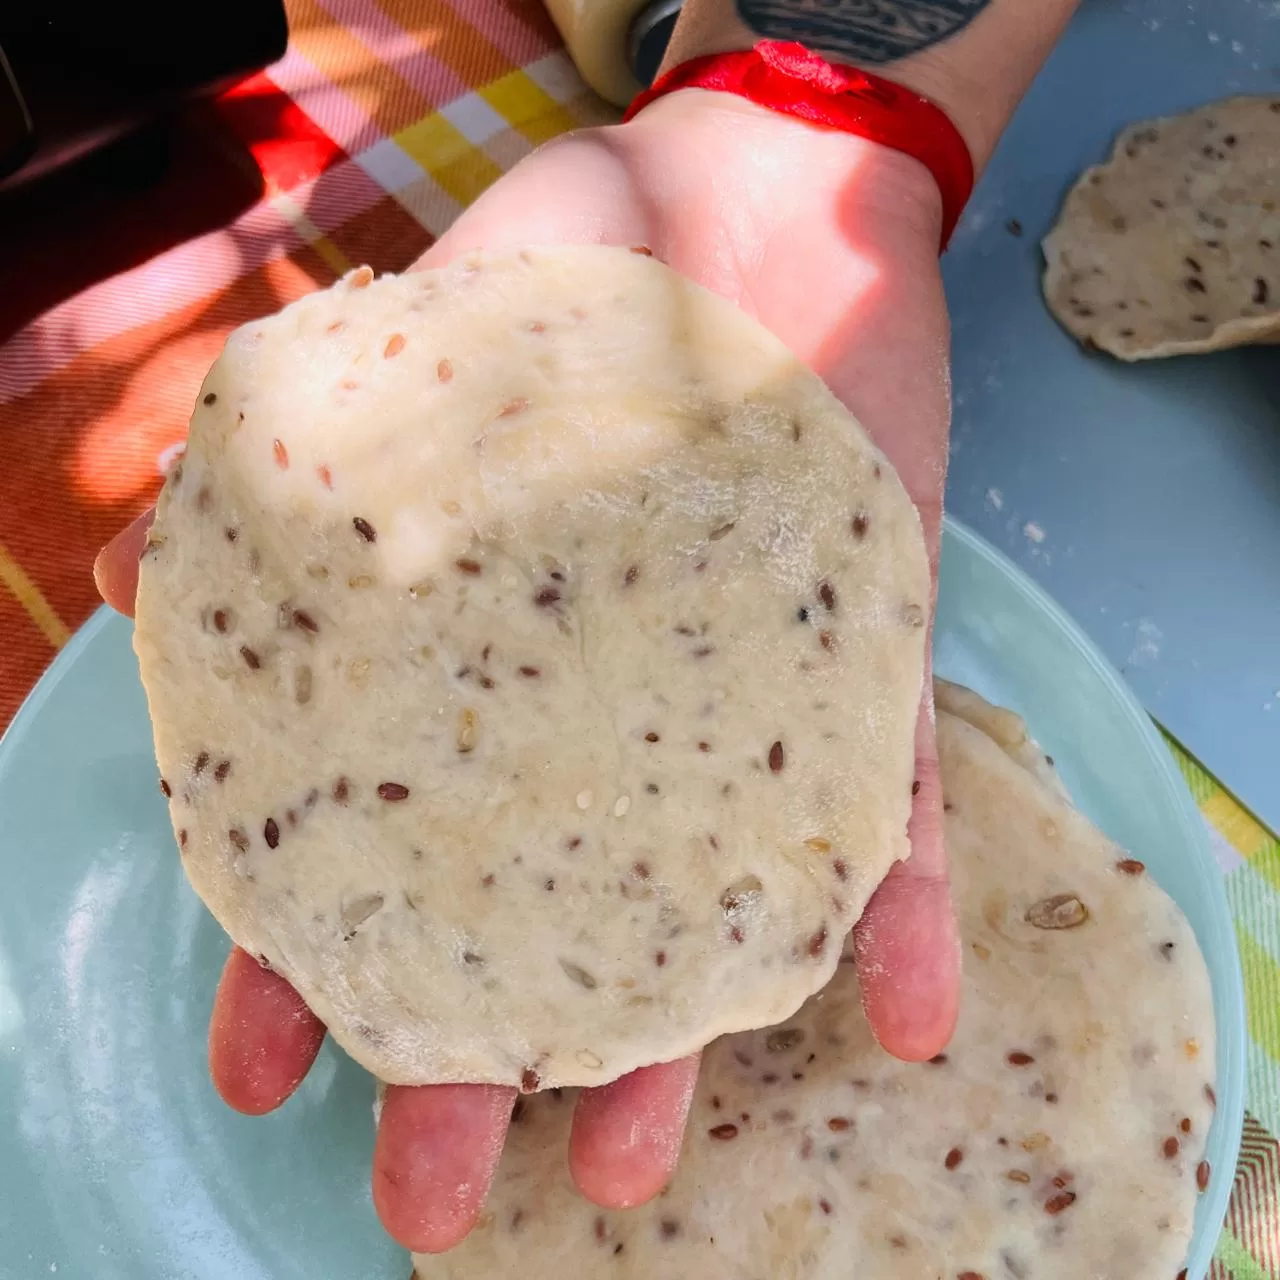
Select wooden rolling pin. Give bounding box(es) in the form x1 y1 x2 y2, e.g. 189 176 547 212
544 0 682 107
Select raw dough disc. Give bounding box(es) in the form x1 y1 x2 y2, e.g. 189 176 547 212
412 686 1216 1279
1043 95 1280 360
933 676 1067 799
134 246 930 1089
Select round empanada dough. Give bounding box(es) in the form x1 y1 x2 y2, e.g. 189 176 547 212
1043 95 1280 360
135 246 929 1087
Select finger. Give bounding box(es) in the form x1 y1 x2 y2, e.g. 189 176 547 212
373 1082 516 1253
568 1053 700 1209
93 507 154 618
853 687 960 1062
208 946 327 1115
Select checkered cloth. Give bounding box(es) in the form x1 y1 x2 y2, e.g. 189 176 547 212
0 3 1275 1274
0 0 612 728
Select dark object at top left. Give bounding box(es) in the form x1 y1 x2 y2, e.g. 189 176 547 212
0 1 288 193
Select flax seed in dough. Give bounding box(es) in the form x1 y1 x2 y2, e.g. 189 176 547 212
134 246 929 1089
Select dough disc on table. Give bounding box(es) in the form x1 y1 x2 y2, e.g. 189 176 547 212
134 246 929 1089
1043 95 1280 360
412 686 1216 1279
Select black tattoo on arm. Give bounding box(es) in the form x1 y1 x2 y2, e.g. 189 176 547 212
734 0 991 64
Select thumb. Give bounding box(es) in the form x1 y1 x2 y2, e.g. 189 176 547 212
852 682 960 1062
93 507 154 619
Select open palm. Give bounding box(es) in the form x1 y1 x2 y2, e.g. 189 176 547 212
96 89 959 1255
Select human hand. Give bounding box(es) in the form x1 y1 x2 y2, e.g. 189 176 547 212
95 89 958 1255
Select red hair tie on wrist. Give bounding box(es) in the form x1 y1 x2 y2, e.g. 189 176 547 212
623 41 974 252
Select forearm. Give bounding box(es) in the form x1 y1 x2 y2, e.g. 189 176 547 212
661 0 1082 172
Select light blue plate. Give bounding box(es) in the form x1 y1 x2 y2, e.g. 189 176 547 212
0 519 1244 1279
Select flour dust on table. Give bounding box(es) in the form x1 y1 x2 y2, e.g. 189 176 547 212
411 685 1216 1280
133 246 929 1089
1043 96 1280 360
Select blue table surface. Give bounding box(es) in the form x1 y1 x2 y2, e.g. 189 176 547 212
942 0 1280 832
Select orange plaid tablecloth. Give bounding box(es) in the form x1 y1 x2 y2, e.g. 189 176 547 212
0 0 614 729
1 6 1278 1277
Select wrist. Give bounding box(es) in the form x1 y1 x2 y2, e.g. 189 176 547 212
657 16 986 166
616 84 951 535
658 0 1081 173
626 85 945 255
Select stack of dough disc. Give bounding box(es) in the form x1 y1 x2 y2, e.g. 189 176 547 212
411 682 1216 1280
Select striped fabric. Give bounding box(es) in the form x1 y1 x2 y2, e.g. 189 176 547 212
1172 743 1280 1277
0 0 612 729
0 3 1275 1275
